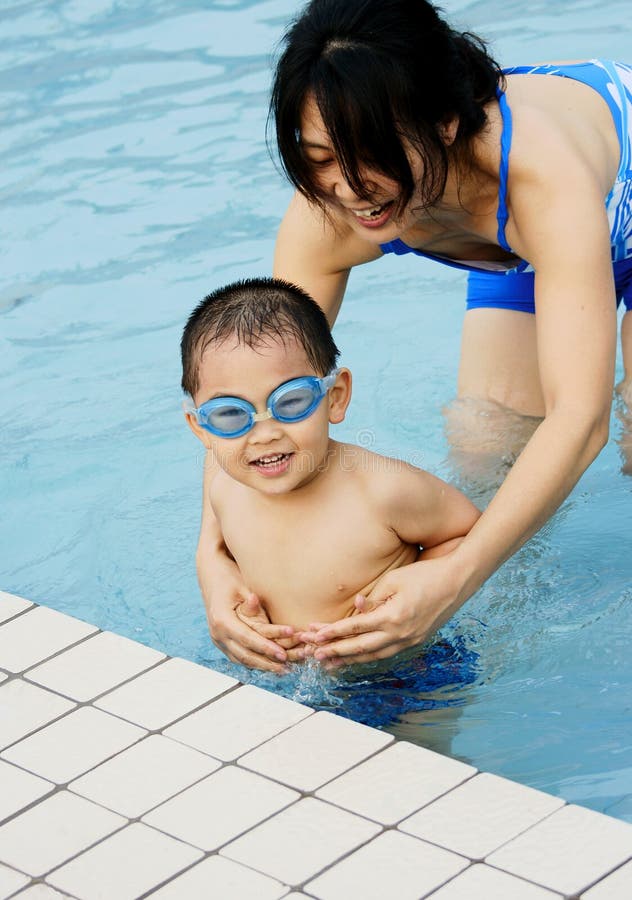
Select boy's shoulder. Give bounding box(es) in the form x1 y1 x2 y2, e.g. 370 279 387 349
336 441 427 475
335 441 434 501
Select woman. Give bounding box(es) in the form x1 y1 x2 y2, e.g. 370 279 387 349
198 0 632 671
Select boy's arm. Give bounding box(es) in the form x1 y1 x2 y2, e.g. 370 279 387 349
374 461 480 552
419 535 465 559
197 452 294 672
316 461 479 635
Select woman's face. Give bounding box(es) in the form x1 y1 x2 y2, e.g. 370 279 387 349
299 95 423 242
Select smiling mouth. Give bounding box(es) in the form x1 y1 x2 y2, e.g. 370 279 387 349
351 201 391 218
348 200 395 227
250 453 292 468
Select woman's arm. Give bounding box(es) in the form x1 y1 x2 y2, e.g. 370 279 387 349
307 135 618 665
273 191 382 323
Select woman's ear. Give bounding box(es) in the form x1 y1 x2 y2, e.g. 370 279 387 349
184 411 214 449
328 368 352 424
440 115 459 146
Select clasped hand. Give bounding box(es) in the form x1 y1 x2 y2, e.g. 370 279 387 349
209 555 463 672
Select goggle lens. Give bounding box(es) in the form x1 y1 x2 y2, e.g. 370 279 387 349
271 385 318 421
207 404 251 436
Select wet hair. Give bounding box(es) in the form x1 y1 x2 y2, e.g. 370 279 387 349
270 0 503 211
181 277 339 397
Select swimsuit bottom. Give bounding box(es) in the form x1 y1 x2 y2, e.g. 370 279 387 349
466 255 632 314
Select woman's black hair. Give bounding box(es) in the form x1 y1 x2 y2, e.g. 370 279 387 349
270 0 503 210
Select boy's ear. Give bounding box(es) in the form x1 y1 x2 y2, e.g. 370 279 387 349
328 368 352 425
184 411 214 449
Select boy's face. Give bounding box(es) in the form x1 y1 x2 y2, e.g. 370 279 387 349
186 335 351 496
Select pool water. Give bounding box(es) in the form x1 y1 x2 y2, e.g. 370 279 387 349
1 0 631 822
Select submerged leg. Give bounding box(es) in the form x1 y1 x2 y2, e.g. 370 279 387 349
615 310 632 474
616 310 632 404
446 307 543 494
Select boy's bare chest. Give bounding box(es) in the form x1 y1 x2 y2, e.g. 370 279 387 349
215 479 410 626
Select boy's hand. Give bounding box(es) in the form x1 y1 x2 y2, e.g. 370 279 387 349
200 550 296 672
236 596 306 660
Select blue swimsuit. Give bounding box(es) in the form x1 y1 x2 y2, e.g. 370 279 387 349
380 60 632 313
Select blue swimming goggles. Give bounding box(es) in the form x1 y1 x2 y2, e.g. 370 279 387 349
184 369 340 439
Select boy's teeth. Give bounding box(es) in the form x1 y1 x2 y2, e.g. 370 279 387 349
256 454 286 465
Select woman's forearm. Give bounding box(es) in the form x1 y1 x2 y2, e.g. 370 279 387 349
451 405 609 602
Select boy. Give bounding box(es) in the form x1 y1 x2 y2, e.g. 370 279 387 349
182 277 479 661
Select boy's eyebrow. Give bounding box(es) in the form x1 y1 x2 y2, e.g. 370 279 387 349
204 389 251 403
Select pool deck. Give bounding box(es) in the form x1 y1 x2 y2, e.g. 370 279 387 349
1 591 631 900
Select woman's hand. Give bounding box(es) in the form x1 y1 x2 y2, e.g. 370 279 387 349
299 555 465 668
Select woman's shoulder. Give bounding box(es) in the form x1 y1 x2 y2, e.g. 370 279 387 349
490 69 620 199
277 191 383 270
274 192 383 317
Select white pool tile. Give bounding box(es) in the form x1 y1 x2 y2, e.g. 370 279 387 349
26 631 165 702
47 823 202 900
221 797 381 885
306 829 468 900
0 862 29 899
13 887 70 898
399 772 564 859
143 765 299 851
164 683 312 760
487 803 632 895
2 707 145 784
316 741 476 825
0 761 54 823
239 711 392 791
0 607 96 674
2 595 630 900
0 791 125 877
95 657 236 729
430 863 562 898
0 681 75 751
0 593 33 624
148 853 288 899
581 859 632 898
69 734 220 817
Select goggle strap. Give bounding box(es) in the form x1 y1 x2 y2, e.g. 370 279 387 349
182 395 196 415
252 409 274 423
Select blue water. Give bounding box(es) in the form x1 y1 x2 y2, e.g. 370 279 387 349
1 0 631 821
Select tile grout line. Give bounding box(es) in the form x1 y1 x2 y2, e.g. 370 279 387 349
1 619 103 675
22 651 169 703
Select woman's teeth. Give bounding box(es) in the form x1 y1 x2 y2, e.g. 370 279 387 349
353 204 387 219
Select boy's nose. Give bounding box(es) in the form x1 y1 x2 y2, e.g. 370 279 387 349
248 414 284 443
